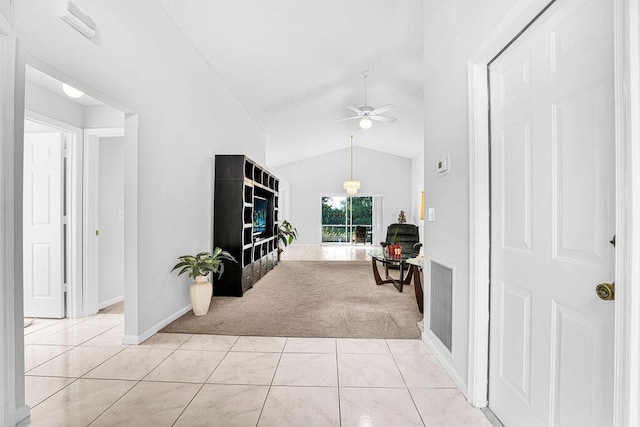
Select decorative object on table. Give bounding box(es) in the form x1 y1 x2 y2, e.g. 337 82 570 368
342 135 361 195
277 220 298 261
397 210 407 223
338 71 397 129
386 243 402 259
370 249 414 292
380 223 422 260
171 248 237 316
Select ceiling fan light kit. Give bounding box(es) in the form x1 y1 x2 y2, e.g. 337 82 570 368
339 72 397 129
359 118 372 129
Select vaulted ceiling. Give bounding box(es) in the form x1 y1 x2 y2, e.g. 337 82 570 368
156 0 424 166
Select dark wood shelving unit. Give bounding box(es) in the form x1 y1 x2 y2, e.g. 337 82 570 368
214 155 279 296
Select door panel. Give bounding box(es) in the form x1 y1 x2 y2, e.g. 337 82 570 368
498 280 532 404
23 131 65 318
488 0 614 425
500 122 533 254
549 301 612 426
552 81 612 266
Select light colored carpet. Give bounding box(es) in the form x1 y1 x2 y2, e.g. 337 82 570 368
161 261 422 339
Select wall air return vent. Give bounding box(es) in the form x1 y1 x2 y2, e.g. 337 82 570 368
430 260 453 351
59 1 96 39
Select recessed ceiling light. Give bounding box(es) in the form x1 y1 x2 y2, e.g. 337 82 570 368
62 83 84 99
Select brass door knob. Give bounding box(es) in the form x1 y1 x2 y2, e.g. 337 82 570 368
596 282 615 301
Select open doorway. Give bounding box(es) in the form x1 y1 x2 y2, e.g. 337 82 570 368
22 64 125 323
84 129 125 315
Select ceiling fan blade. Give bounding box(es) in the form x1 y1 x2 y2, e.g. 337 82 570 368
346 105 362 113
371 104 396 115
337 116 361 122
370 115 397 123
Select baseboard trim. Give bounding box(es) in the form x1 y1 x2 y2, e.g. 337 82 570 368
121 304 192 345
15 405 31 425
422 330 469 398
98 295 124 310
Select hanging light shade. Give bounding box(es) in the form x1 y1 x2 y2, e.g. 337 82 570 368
343 180 361 195
343 135 361 195
359 117 372 129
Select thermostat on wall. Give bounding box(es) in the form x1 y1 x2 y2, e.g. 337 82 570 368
437 154 450 176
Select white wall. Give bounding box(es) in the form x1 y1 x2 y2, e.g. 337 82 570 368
84 105 124 129
410 151 424 235
98 136 124 307
272 147 412 245
14 0 266 340
0 0 10 24
423 0 517 389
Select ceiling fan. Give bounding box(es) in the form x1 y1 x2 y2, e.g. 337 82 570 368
339 72 397 129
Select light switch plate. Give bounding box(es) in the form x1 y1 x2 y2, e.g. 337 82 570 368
437 154 450 176
428 208 435 222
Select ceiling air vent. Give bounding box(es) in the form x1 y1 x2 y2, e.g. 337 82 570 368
59 1 96 39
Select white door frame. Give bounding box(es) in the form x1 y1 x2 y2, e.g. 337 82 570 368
0 10 18 427
24 111 83 319
83 127 124 317
466 0 640 426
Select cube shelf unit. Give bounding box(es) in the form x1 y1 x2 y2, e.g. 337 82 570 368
214 155 279 296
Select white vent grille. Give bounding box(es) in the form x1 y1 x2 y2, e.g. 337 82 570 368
430 261 453 351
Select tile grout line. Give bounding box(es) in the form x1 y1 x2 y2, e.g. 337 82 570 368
85 335 193 426
386 339 428 427
335 338 342 427
26 319 130 420
171 334 241 426
27 376 82 410
254 337 287 426
24 319 124 370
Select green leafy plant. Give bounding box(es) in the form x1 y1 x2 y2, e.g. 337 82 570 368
171 248 237 279
278 220 298 253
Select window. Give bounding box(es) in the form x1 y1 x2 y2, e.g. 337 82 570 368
321 196 373 244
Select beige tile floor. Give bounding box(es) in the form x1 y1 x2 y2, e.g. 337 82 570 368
22 304 491 426
279 244 377 261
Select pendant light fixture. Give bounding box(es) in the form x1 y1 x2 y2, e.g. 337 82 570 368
343 135 361 195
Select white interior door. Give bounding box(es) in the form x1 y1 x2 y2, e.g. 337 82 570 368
23 131 65 318
488 0 614 425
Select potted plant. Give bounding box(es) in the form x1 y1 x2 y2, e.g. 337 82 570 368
277 220 298 261
171 248 237 316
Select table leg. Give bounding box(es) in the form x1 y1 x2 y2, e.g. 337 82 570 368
413 265 424 313
394 262 405 292
403 263 414 285
372 258 384 286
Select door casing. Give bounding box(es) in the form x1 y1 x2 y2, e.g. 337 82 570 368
0 9 18 427
465 0 640 425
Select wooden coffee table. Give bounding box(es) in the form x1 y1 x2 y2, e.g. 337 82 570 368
369 250 414 292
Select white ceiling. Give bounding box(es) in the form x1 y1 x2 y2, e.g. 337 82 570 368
25 66 104 107
156 0 424 166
